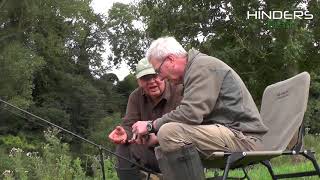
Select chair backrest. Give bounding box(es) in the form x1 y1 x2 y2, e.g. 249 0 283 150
260 72 310 151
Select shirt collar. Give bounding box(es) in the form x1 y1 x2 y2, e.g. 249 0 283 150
186 48 200 71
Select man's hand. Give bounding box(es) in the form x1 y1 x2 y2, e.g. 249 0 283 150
108 126 127 144
130 133 158 146
129 133 146 144
145 133 158 147
132 121 148 136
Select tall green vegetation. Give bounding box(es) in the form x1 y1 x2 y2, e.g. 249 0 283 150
0 128 118 180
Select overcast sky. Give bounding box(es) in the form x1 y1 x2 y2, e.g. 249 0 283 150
90 0 133 80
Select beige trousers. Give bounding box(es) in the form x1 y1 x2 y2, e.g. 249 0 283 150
157 122 263 158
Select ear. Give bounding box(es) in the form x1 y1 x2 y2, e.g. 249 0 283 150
137 79 143 87
167 54 175 63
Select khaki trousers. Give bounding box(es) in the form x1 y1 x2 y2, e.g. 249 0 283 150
157 122 263 158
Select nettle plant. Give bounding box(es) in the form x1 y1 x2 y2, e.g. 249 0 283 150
1 128 119 180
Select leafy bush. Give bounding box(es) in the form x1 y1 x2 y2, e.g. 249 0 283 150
0 135 37 150
0 128 90 180
91 156 118 180
82 113 122 155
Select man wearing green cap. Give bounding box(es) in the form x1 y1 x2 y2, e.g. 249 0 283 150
108 58 183 180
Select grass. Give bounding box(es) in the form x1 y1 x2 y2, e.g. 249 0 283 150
207 160 319 180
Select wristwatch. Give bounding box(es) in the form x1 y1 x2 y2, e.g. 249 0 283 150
146 121 155 133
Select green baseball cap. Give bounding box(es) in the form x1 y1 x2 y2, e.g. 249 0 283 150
135 58 156 79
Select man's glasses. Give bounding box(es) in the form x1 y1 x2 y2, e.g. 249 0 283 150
140 74 157 81
154 57 168 75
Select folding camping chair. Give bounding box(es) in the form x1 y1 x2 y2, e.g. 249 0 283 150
202 72 320 180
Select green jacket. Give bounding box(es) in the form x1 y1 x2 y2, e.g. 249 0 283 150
154 49 268 138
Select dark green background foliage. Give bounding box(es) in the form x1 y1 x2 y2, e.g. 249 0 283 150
0 0 319 178
0 0 137 167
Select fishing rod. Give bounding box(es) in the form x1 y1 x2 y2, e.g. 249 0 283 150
0 98 158 179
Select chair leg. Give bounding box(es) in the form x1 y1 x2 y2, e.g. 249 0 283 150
146 173 151 180
242 167 250 180
222 152 246 180
222 163 230 180
302 150 320 176
261 160 277 180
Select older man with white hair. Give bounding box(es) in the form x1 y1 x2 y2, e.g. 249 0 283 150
132 37 269 180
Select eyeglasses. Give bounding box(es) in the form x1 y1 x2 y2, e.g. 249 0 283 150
154 57 168 75
140 74 157 81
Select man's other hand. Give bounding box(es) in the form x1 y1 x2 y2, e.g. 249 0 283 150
108 126 127 144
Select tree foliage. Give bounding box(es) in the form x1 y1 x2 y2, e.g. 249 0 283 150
106 0 320 131
106 2 150 70
0 0 127 152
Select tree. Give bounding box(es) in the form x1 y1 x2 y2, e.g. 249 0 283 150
105 0 320 133
0 42 44 108
106 2 150 70
0 0 123 145
116 74 138 114
305 71 320 133
106 0 319 103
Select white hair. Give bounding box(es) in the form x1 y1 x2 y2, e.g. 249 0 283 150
146 36 187 62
